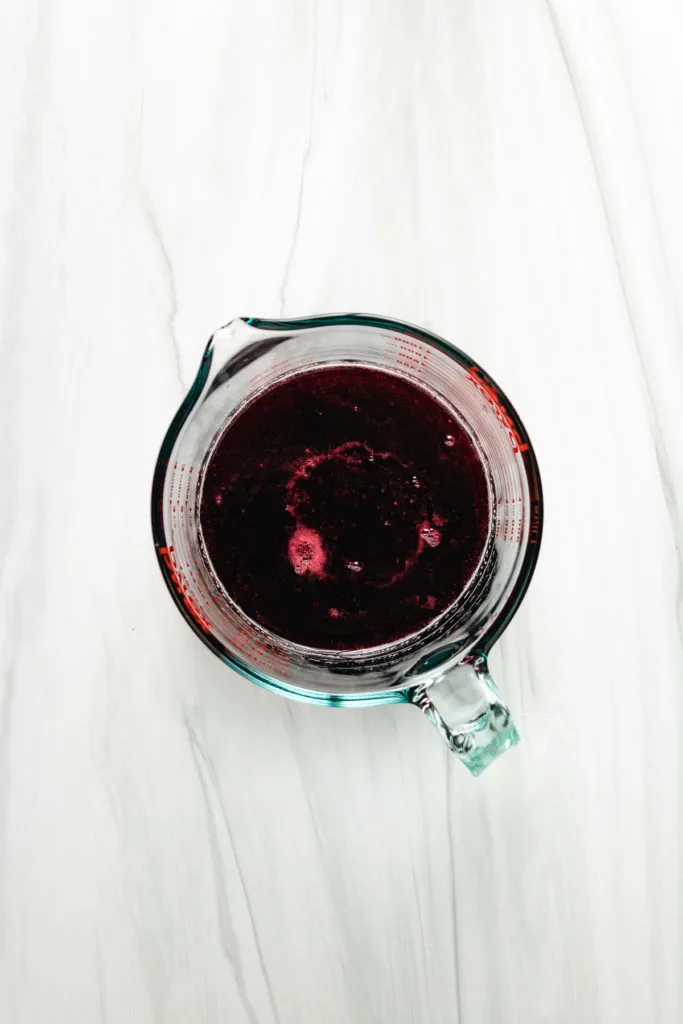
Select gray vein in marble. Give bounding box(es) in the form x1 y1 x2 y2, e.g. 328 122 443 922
445 767 464 1024
184 713 281 1024
279 145 310 316
604 4 683 344
0 514 42 971
95 939 109 1024
141 197 183 391
0 0 51 360
280 2 319 314
137 113 184 393
522 638 542 708
545 0 683 636
604 9 683 643
0 658 16 958
281 704 366 1019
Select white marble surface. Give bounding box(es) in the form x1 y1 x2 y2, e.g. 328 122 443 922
2 1 683 1020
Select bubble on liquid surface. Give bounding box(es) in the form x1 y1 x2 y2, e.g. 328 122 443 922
444 434 456 447
345 560 363 573
420 524 442 548
411 476 421 488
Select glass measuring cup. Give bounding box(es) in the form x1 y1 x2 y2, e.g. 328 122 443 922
151 314 542 775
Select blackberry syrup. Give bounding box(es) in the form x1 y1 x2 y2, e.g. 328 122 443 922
200 366 489 650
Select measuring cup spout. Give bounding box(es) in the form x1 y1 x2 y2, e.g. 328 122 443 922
207 316 261 358
192 317 282 397
411 654 519 775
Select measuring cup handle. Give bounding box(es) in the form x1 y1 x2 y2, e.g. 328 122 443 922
412 653 519 775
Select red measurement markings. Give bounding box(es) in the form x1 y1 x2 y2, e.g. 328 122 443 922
183 466 194 508
496 498 525 544
158 546 212 633
396 338 422 374
498 518 524 543
249 359 295 395
229 620 289 674
230 620 254 661
528 500 541 545
467 367 528 454
384 335 431 377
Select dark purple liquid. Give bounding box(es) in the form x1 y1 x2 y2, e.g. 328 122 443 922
200 366 489 650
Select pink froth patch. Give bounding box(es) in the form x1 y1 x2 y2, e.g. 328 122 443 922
288 526 327 578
